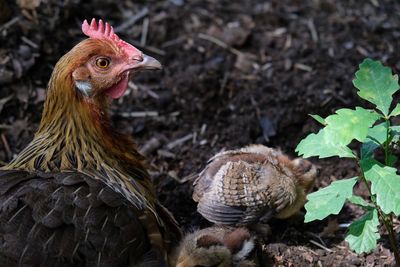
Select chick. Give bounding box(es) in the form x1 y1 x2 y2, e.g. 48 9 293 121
193 144 318 225
171 226 257 267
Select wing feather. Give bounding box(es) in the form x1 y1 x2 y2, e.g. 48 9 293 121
0 169 167 266
194 153 296 225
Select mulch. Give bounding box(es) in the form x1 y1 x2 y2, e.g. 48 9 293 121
1 0 399 266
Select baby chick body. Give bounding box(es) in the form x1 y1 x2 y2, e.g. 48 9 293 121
193 145 318 225
171 227 257 267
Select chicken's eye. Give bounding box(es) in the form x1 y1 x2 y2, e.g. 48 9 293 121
96 58 110 68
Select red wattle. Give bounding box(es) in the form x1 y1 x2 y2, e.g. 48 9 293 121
105 76 129 99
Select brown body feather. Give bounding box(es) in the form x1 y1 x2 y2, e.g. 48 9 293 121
193 145 317 225
1 39 181 266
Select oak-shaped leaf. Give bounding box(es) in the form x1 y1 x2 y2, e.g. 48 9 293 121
345 208 380 254
363 164 400 215
297 107 379 159
296 128 355 158
353 58 399 116
390 103 400 117
348 195 373 209
304 177 357 222
324 107 380 145
309 114 326 125
360 123 387 159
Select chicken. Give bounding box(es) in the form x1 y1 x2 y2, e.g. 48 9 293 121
171 226 257 267
0 19 181 267
193 144 318 225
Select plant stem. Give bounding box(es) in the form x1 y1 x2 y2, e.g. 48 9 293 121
386 218 400 266
385 118 390 165
359 166 400 266
381 119 400 265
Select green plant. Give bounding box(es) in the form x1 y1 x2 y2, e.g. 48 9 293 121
296 58 400 265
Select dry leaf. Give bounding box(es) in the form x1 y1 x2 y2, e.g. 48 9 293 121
17 0 41 10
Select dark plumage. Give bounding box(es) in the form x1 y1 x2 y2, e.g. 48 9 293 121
0 170 154 266
0 19 180 266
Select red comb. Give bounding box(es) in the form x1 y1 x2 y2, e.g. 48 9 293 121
82 18 142 60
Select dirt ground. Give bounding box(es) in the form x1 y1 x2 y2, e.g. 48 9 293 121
1 0 400 266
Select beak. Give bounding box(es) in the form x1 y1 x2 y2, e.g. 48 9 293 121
132 54 162 70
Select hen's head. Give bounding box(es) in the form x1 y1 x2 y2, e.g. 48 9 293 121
60 19 161 100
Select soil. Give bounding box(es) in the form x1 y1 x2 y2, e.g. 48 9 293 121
1 0 400 266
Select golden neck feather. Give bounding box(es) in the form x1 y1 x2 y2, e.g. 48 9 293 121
5 45 156 210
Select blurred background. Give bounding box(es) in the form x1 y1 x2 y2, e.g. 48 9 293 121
0 0 399 265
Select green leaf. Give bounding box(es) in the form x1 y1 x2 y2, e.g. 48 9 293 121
388 154 397 167
360 142 378 160
390 103 400 117
324 107 380 144
345 208 380 254
297 107 379 159
365 122 388 145
361 123 387 159
296 129 356 158
353 58 399 116
304 177 357 222
391 125 400 134
348 195 373 209
309 114 326 125
363 164 400 215
360 158 381 174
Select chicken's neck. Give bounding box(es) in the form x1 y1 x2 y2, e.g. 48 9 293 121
4 64 155 209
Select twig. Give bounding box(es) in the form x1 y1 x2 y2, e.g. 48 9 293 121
200 124 207 135
140 18 149 46
119 111 158 118
157 149 176 158
219 71 230 95
140 137 162 156
306 19 318 43
145 88 160 99
21 36 39 49
320 96 333 107
169 111 180 117
294 63 313 72
0 16 21 32
166 134 193 150
114 8 149 33
199 139 207 146
356 46 369 57
210 134 219 147
0 124 12 129
309 240 334 252
307 232 328 247
168 0 184 6
192 132 197 144
162 36 187 48
198 33 242 57
338 223 351 229
177 173 198 184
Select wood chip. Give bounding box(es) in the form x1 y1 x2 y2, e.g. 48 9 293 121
306 19 318 42
119 111 159 118
294 63 313 72
166 134 193 149
309 240 334 253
